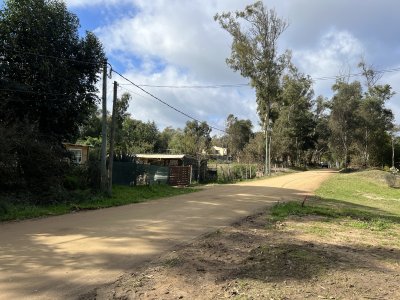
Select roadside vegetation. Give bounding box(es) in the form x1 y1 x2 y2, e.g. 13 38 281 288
272 170 400 221
0 185 196 222
90 169 400 299
1 0 399 212
208 161 299 184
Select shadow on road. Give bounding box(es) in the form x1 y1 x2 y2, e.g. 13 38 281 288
0 183 316 299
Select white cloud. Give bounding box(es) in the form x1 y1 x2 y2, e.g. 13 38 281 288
292 29 365 104
92 0 263 133
293 29 400 123
294 30 364 79
115 65 257 134
64 0 127 7
384 70 400 125
94 0 248 83
68 0 400 128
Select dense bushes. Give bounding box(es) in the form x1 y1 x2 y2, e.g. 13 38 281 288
216 163 259 183
0 123 68 201
0 122 101 205
384 167 399 188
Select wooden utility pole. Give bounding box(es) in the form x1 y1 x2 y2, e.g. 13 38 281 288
100 60 108 193
264 114 271 176
108 81 118 196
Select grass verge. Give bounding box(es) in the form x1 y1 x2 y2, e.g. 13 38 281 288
269 169 400 231
0 185 197 222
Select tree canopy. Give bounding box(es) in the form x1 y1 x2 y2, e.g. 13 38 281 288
225 114 253 162
215 1 289 174
0 0 105 141
0 0 105 195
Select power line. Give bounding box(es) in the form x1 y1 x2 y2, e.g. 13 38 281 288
312 66 400 81
2 45 400 85
118 85 153 101
0 88 68 97
0 88 98 102
111 69 227 133
119 83 250 89
115 65 400 89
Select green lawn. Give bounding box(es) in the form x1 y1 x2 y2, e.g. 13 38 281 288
315 170 400 216
0 185 197 222
269 170 400 229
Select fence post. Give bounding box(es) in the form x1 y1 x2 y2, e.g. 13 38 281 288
189 165 193 185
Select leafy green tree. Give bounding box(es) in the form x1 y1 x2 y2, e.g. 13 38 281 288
313 96 331 164
389 125 400 168
215 1 289 175
184 121 212 156
168 129 186 154
79 106 102 139
167 121 212 182
0 0 104 197
271 67 316 166
116 119 159 158
0 0 105 140
157 126 178 153
328 81 362 168
168 121 211 156
356 86 393 166
355 62 395 167
225 114 253 162
242 132 265 165
112 92 131 156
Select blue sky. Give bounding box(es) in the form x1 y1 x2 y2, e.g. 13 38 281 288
3 0 400 133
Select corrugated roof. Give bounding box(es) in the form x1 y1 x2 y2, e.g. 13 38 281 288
135 154 187 159
62 143 90 148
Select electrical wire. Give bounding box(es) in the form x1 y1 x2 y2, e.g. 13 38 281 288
2 46 400 85
118 83 250 89
117 66 400 88
0 88 99 102
118 85 153 101
0 88 68 97
312 66 400 81
111 69 227 133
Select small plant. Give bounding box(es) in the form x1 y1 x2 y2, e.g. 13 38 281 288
385 167 399 188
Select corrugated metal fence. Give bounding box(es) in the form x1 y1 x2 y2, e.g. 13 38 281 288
112 162 170 185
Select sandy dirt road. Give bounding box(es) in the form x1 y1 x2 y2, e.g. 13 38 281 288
0 170 334 299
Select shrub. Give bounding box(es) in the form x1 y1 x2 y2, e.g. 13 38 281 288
0 122 70 204
384 173 398 188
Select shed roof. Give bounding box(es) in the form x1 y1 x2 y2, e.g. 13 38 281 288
136 154 189 159
63 143 90 148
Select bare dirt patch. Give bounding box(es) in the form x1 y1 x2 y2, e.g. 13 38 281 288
80 205 400 300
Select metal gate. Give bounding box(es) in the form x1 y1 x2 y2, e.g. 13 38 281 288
168 166 192 186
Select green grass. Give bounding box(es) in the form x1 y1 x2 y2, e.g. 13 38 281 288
315 170 400 216
0 185 197 222
269 201 396 232
269 170 400 231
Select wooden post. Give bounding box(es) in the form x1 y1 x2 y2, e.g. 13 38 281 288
189 165 193 185
100 60 108 193
107 81 118 196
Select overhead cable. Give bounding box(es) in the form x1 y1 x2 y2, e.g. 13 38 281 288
111 69 227 133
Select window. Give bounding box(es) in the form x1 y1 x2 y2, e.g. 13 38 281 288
70 149 82 164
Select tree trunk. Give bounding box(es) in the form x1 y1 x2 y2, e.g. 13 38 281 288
364 128 369 168
392 136 395 168
265 112 271 176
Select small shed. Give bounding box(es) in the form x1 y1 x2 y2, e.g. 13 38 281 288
135 154 196 167
135 154 208 183
63 143 90 164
